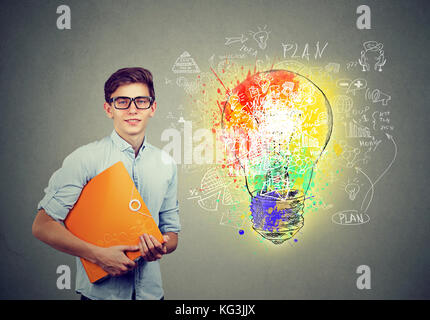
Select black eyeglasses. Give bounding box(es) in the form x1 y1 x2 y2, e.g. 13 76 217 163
109 96 154 110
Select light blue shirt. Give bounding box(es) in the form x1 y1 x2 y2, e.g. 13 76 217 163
37 130 180 300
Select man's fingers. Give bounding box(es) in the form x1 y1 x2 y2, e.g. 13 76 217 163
161 235 169 254
148 234 163 259
150 235 164 254
143 234 162 260
163 235 170 243
138 237 145 257
139 235 149 256
118 245 139 252
125 259 136 269
144 234 160 258
118 245 138 269
140 235 155 261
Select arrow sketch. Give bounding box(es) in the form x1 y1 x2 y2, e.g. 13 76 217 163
225 34 248 46
355 167 374 213
361 133 397 211
374 133 397 186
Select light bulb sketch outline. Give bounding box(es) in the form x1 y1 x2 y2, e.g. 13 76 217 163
221 69 333 198
342 177 361 201
249 25 271 50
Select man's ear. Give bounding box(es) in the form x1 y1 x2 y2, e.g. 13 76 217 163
149 101 157 118
103 102 114 119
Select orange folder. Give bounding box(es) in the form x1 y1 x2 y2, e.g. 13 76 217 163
64 161 164 283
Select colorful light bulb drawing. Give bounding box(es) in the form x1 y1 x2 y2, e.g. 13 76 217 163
221 70 333 244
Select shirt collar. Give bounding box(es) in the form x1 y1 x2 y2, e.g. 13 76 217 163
110 130 147 154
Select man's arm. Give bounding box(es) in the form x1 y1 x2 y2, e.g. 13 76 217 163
32 209 139 276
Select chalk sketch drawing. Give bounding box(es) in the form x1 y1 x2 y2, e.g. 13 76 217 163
172 51 201 74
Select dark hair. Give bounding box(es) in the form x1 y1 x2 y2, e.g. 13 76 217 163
104 67 155 103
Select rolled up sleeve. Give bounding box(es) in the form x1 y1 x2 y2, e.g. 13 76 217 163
37 146 91 221
158 162 181 234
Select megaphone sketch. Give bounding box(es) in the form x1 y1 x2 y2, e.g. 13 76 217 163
365 88 391 106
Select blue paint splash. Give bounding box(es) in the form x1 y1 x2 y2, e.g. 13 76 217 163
250 191 295 233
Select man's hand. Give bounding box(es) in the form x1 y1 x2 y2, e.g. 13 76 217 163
138 234 170 262
95 245 140 277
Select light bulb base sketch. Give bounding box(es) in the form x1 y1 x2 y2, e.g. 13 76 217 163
221 69 333 244
250 190 304 244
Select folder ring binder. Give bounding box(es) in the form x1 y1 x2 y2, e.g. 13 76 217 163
129 199 141 211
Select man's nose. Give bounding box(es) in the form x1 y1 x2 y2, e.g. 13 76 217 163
128 100 139 113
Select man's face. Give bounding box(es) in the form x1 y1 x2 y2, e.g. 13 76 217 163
104 83 156 142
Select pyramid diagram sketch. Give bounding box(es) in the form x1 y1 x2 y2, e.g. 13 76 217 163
172 51 201 74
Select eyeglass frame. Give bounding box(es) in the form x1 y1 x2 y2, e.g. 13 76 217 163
109 96 154 110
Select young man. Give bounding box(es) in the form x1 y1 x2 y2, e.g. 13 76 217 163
32 67 180 300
